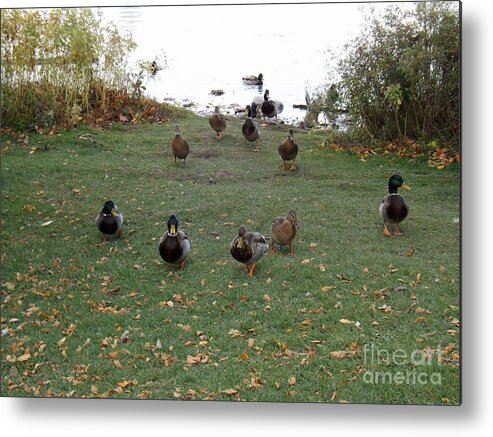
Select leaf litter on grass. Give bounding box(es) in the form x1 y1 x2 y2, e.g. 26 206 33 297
0 116 460 403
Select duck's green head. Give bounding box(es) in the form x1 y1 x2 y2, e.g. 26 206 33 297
388 174 411 193
245 105 252 117
237 225 247 248
103 200 117 217
264 90 270 101
167 214 179 236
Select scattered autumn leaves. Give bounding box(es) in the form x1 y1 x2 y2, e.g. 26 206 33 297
1 192 459 404
1 255 459 401
324 137 459 170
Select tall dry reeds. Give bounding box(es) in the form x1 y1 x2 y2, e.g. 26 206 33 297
1 8 137 129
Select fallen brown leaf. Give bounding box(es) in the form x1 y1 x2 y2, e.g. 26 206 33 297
335 274 352 282
17 353 31 362
117 380 132 388
320 286 336 292
339 319 353 324
220 388 238 395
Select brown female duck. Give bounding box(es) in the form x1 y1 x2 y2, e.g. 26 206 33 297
242 105 260 152
270 210 299 255
171 124 189 164
278 128 298 170
209 106 227 140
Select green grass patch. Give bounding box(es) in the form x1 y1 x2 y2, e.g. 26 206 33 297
1 115 460 404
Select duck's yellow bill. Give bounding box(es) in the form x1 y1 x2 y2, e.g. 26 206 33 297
401 183 411 191
170 224 176 235
111 208 118 217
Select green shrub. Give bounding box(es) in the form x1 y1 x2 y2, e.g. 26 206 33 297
316 2 460 148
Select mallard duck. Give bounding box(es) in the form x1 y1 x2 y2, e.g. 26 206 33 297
171 124 190 165
303 111 318 129
242 73 263 85
242 105 260 151
159 214 190 270
230 225 269 277
251 96 264 118
270 210 299 255
95 200 123 241
209 106 227 140
260 90 283 124
278 128 298 170
379 174 411 236
261 90 277 123
302 89 317 129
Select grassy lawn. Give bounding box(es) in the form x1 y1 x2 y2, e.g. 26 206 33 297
0 113 460 404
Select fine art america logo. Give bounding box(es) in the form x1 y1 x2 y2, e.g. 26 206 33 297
362 343 443 385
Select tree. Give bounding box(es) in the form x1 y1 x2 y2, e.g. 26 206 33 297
319 2 460 147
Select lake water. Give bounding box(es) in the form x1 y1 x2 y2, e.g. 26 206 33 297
101 3 375 124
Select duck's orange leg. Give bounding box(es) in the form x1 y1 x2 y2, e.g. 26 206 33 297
383 223 392 237
180 260 185 270
247 264 257 277
289 242 294 255
394 224 402 235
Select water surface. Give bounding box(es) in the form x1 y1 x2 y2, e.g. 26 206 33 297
102 3 371 123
